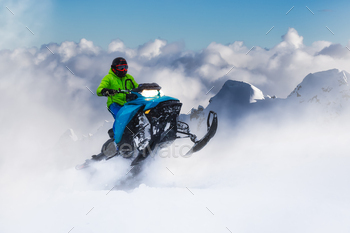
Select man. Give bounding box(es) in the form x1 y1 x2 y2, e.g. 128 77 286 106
96 57 138 152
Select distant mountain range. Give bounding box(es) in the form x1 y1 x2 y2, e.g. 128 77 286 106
184 68 350 134
193 69 350 118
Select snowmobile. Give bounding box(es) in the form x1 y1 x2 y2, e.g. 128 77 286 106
76 82 218 174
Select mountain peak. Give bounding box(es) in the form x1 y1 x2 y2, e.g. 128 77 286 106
209 80 264 106
288 69 350 111
205 80 265 116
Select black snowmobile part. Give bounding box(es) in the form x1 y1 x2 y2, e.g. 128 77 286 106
75 152 105 170
130 101 181 166
130 127 174 166
102 138 118 159
108 128 114 139
130 140 157 166
130 126 168 166
131 83 161 93
185 111 218 155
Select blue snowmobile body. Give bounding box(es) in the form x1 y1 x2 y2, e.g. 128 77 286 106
76 83 218 172
113 92 178 144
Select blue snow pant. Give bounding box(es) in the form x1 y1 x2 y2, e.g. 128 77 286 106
108 103 123 144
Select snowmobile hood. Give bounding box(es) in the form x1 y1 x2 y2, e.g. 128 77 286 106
125 92 179 111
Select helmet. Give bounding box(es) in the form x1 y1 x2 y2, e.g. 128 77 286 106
111 57 128 77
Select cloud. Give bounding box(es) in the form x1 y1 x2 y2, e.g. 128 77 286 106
138 39 167 59
316 43 350 59
55 39 101 62
318 9 333 12
279 27 304 49
108 39 136 58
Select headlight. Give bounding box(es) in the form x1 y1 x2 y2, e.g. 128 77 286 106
141 89 164 97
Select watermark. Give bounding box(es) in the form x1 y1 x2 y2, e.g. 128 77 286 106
26 26 35 35
187 107 194 114
46 46 54 54
225 66 235 76
117 142 194 159
85 86 94 95
206 86 214 95
106 185 115 195
246 46 254 55
86 207 94 215
326 26 334 35
166 167 175 175
6 6 15 15
66 66 75 75
266 26 274 35
286 6 294 15
186 187 194 195
157 143 193 158
306 6 314 15
125 166 135 175
206 207 215 215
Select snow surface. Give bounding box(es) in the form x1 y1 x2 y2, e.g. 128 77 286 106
2 117 350 233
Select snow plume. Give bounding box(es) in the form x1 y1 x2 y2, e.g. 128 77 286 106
1 28 350 232
138 102 350 233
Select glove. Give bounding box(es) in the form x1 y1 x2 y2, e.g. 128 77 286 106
101 88 117 96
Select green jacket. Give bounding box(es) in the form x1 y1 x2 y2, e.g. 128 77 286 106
96 69 139 107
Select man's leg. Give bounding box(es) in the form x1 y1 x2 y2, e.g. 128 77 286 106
108 103 123 136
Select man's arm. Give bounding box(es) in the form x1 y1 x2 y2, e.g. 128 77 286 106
96 75 111 96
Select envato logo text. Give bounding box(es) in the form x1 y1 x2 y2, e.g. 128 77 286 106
118 143 193 159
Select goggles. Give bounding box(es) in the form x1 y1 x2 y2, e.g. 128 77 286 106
116 64 128 71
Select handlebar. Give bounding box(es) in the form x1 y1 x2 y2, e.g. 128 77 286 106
110 89 131 95
117 89 131 94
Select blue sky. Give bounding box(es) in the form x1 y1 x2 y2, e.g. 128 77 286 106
2 0 350 50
